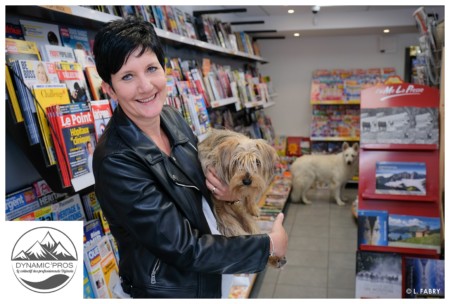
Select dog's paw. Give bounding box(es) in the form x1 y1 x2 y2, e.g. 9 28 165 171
302 199 312 205
268 256 287 269
336 200 346 206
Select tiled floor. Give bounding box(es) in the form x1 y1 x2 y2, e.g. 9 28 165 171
250 186 359 298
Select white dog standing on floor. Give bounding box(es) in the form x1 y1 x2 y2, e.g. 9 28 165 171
290 142 359 206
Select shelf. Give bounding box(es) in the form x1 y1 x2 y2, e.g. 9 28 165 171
359 245 440 257
360 143 439 151
210 97 240 110
243 100 275 109
361 192 437 202
311 100 360 105
9 5 268 63
311 136 360 141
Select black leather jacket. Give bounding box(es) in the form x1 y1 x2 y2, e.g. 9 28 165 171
93 105 270 298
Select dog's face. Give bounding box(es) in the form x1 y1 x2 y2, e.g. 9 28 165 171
342 142 359 166
214 137 278 202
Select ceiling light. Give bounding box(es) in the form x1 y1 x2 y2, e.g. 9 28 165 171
384 29 390 33
294 33 300 37
288 9 294 14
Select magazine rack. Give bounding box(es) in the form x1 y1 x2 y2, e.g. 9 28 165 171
357 81 441 297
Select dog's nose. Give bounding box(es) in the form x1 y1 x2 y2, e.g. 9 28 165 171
242 178 252 186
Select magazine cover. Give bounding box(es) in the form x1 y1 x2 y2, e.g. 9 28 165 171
59 25 92 54
355 251 402 298
5 186 40 221
85 66 105 101
360 107 439 144
51 193 86 221
357 210 388 246
33 83 71 166
40 44 76 63
53 102 96 190
405 257 444 298
376 161 426 196
5 38 41 63
90 99 113 141
388 214 441 253
20 19 62 48
56 62 92 103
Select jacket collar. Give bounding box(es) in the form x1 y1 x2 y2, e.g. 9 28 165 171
113 105 189 164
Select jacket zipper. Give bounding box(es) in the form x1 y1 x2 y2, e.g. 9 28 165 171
150 259 161 284
174 181 199 191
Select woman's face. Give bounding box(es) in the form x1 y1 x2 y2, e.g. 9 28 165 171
37 64 48 84
103 48 166 126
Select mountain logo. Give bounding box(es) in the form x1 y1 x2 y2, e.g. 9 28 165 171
11 227 78 293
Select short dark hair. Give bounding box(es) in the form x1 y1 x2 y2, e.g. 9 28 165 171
93 17 165 86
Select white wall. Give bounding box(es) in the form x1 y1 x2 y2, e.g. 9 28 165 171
258 33 420 136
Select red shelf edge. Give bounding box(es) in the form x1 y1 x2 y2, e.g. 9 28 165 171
361 192 437 202
360 143 438 151
360 245 440 257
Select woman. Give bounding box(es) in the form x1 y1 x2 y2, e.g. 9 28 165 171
92 17 287 298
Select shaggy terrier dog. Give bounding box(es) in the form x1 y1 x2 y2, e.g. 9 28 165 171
290 142 359 206
198 129 285 267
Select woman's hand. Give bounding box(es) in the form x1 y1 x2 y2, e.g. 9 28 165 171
205 167 238 202
268 213 288 257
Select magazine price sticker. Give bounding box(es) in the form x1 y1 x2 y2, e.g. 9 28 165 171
1 221 83 301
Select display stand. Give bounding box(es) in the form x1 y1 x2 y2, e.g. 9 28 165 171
357 80 442 298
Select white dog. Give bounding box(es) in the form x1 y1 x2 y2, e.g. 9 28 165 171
290 142 359 206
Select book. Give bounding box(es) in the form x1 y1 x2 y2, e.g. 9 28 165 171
388 214 441 253
90 99 113 141
85 66 105 101
355 251 402 298
33 83 71 165
375 161 426 196
40 44 76 63
5 186 40 221
357 209 388 246
51 193 86 221
20 19 62 48
56 61 92 103
404 257 444 298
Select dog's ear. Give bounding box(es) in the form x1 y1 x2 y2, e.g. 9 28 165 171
255 140 279 175
342 142 349 151
352 142 359 152
216 138 240 182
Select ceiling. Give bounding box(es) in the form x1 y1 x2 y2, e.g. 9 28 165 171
184 5 445 39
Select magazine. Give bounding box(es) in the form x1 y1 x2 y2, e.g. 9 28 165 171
20 19 62 48
375 161 426 196
5 186 40 221
51 193 86 221
355 251 402 298
405 257 444 298
90 99 113 141
357 209 388 246
360 107 439 145
56 62 92 103
40 44 76 63
388 214 441 253
33 83 71 165
48 102 96 191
